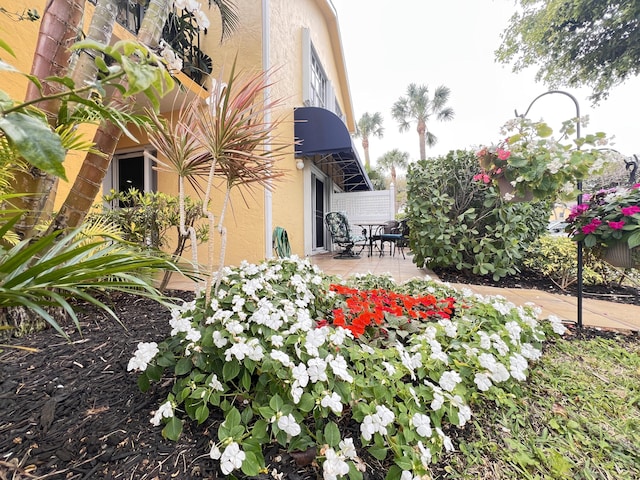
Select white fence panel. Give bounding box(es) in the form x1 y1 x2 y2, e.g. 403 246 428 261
331 187 395 229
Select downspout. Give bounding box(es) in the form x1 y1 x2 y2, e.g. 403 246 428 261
262 0 273 259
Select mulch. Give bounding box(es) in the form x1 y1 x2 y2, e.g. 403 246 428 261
1 273 637 480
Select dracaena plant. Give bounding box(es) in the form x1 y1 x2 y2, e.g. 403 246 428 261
129 256 567 479
147 61 288 300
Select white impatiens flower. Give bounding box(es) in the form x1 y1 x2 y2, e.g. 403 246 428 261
381 361 396 376
321 392 343 415
431 390 444 411
401 471 420 480
209 443 221 459
150 400 174 426
209 374 224 392
328 354 354 383
505 321 522 344
212 330 228 348
438 370 462 392
270 350 292 367
474 372 493 391
450 394 472 426
361 405 395 441
292 363 309 388
127 342 158 372
307 357 328 383
220 442 246 475
277 413 301 437
323 448 349 480
270 334 284 348
520 343 542 361
436 427 454 452
548 315 567 335
412 412 432 438
338 438 357 459
417 441 432 466
509 353 528 381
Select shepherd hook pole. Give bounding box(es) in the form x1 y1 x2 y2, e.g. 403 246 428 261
515 90 583 330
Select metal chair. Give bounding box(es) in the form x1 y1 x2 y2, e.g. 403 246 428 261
374 220 399 256
378 219 409 259
324 212 367 258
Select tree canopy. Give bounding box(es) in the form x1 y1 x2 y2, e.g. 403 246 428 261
496 0 640 104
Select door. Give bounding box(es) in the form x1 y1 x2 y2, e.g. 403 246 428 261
312 173 327 251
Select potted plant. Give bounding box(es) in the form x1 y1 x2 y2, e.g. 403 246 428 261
474 117 612 202
565 184 640 268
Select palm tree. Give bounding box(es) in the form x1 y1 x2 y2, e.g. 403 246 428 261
354 112 384 169
377 149 409 187
51 0 239 232
377 149 409 212
391 84 454 160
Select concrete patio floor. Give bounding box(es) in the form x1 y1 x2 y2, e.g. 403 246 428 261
308 252 640 332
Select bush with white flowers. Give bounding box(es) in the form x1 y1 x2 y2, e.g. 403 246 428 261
129 257 566 479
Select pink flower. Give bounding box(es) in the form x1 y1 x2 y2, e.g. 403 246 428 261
632 183 640 189
496 148 511 160
473 173 491 184
621 205 640 216
581 218 602 234
607 220 625 230
567 203 589 221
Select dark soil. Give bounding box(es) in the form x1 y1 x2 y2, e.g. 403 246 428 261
0 292 386 480
432 267 640 307
1 273 637 480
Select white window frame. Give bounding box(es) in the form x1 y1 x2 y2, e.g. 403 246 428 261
104 147 156 202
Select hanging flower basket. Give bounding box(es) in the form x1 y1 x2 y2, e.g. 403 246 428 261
601 242 640 269
497 176 534 203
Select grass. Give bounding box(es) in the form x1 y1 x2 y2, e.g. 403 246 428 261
438 332 640 479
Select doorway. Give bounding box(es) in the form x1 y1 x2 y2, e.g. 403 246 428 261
311 172 328 252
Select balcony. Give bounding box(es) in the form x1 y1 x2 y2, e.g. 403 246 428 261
88 0 212 87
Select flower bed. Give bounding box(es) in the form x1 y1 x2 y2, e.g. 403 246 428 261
128 257 566 479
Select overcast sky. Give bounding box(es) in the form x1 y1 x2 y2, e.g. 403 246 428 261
331 0 640 167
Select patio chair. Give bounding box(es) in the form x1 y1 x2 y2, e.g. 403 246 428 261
325 212 367 259
378 219 409 259
374 220 399 256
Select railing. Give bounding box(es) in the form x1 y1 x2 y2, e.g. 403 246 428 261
88 0 212 87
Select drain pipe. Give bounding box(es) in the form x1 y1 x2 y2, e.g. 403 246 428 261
262 0 273 259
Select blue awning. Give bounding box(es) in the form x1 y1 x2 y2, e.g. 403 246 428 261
294 106 372 191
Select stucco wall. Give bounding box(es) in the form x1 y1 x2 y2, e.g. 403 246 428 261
0 0 357 269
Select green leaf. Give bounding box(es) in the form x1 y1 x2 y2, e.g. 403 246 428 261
297 392 316 413
195 404 210 424
174 357 192 376
0 112 67 179
223 360 240 381
251 419 269 443
367 444 388 461
269 394 284 412
627 231 640 249
137 373 150 392
240 451 262 477
324 421 341 447
0 38 15 57
162 416 182 441
224 407 242 430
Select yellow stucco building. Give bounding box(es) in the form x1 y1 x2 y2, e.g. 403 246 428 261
0 0 371 267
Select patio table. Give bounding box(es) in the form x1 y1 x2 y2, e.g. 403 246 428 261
355 222 387 257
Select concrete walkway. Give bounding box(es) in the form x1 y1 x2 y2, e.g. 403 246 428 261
308 252 640 332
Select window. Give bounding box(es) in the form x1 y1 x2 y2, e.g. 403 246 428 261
104 149 157 205
310 50 327 108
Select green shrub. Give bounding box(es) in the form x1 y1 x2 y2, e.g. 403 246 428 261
525 235 638 289
406 150 550 280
